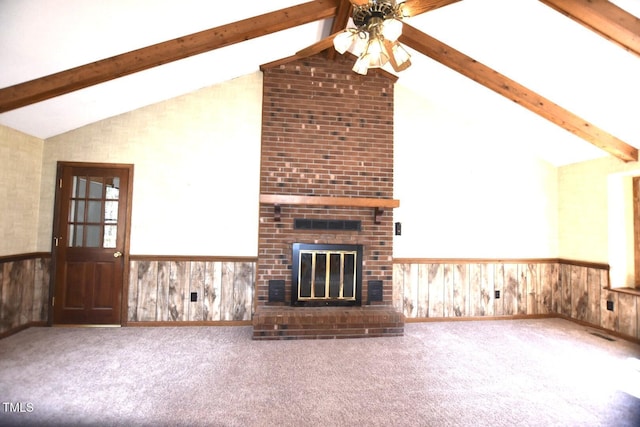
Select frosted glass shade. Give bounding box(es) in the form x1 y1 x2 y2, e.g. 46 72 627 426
382 18 403 42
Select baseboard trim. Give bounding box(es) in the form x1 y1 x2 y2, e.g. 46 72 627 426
0 321 47 340
404 314 558 323
405 313 640 344
557 314 640 345
127 320 252 327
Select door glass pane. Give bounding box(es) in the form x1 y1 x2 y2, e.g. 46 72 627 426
72 176 77 198
89 177 103 199
69 225 84 247
68 224 74 247
105 177 120 200
87 201 102 223
78 200 86 222
85 225 101 247
73 176 87 198
103 225 117 248
104 201 118 223
69 200 86 222
67 173 123 248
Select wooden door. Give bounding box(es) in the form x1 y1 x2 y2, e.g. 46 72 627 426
52 163 132 325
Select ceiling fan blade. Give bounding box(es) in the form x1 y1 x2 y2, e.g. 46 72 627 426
296 33 342 58
350 0 369 5
401 0 462 17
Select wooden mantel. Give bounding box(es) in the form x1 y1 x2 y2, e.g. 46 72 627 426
259 194 400 208
259 194 400 224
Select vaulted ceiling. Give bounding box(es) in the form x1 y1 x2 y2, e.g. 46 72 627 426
1 0 639 166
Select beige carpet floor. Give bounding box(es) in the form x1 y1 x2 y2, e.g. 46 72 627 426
1 318 639 426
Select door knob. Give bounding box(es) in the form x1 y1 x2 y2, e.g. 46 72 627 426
113 251 123 258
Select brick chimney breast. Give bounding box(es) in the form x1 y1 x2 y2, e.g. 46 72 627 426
257 53 395 309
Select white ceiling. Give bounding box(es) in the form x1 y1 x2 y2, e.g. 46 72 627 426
1 0 639 166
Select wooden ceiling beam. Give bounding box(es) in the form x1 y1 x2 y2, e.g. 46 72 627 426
0 0 340 114
330 0 354 34
326 0 355 60
539 0 640 57
402 0 463 17
399 23 638 162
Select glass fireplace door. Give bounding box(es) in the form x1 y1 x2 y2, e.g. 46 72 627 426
292 243 363 306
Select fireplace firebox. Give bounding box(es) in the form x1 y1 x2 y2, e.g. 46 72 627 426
291 243 363 306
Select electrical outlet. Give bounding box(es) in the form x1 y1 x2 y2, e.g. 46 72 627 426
190 292 198 302
606 300 614 311
495 290 501 299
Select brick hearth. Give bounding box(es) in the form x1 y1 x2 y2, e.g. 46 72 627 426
253 306 404 340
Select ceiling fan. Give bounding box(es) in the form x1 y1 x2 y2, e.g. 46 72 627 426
296 0 462 75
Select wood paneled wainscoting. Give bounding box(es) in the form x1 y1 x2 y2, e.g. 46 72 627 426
393 258 640 342
127 256 255 324
0 253 51 337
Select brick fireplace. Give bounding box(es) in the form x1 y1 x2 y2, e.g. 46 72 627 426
252 52 404 339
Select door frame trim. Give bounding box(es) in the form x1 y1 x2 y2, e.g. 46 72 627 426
49 161 134 326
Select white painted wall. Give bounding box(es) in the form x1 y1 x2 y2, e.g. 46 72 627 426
0 126 43 256
38 73 263 256
393 84 559 258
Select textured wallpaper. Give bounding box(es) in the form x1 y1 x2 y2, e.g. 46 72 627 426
0 126 43 255
40 73 263 256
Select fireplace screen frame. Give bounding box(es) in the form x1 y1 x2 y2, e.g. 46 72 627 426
291 243 363 307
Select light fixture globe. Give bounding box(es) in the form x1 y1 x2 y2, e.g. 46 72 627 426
382 18 403 42
333 30 356 54
336 0 410 75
